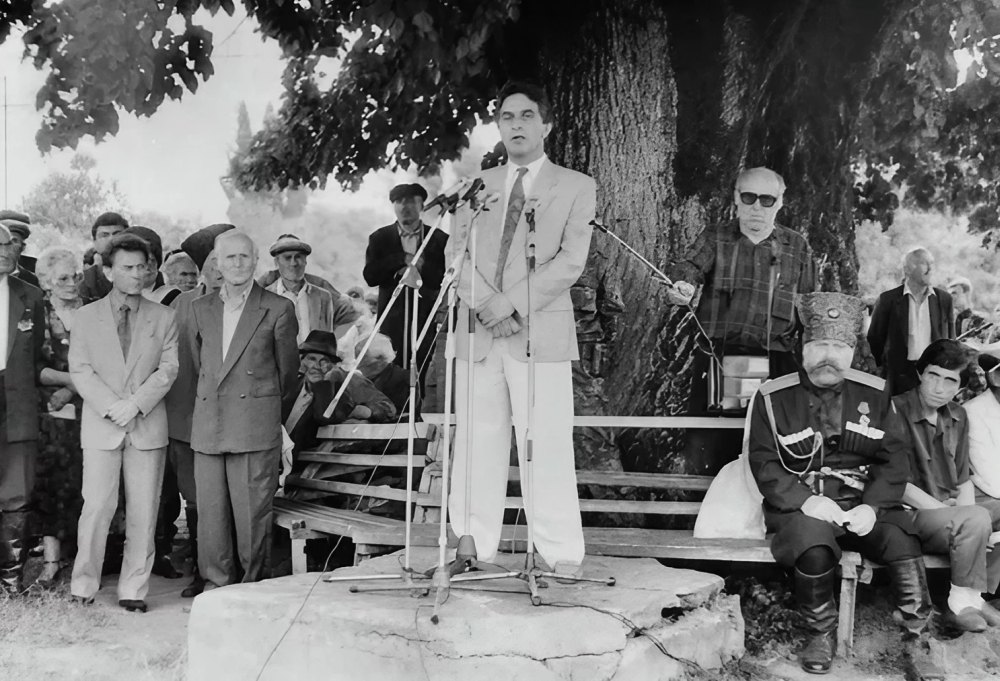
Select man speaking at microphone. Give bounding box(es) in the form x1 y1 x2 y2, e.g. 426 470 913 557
447 80 595 575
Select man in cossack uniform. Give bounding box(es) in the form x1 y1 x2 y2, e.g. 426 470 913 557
749 292 943 680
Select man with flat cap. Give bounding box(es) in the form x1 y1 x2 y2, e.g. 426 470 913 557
749 292 941 679
364 183 447 403
0 213 39 289
0 222 45 594
265 234 356 343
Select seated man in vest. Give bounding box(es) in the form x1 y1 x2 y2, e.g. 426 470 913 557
749 292 941 679
894 339 1000 634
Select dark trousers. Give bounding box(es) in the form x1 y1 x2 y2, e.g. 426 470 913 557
0 373 35 512
194 447 280 587
766 510 921 568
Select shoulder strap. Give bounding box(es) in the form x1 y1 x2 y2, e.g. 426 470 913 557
844 368 885 391
759 372 800 396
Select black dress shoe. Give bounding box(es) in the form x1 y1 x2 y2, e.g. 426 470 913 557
798 630 835 674
152 555 182 579
181 576 206 598
119 599 148 613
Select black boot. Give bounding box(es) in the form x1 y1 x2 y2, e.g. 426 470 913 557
794 567 838 675
0 511 30 595
889 558 946 681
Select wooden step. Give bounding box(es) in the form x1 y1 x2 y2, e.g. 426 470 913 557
299 452 426 468
284 475 436 506
316 422 435 440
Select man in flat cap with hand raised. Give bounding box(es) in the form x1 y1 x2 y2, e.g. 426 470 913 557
364 183 447 404
749 292 943 680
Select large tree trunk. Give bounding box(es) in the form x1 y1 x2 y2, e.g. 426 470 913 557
499 0 909 484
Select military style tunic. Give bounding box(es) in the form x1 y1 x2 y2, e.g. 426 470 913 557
748 369 920 566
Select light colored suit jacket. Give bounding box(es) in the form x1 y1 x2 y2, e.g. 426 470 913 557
69 296 179 451
965 390 1000 498
448 159 595 362
188 283 300 455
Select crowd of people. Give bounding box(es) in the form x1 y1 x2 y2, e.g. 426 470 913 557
0 175 444 611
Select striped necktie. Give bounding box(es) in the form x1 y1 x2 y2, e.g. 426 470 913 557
494 167 528 289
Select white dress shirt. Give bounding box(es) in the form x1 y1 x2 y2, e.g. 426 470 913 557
966 390 1000 498
503 154 547 222
0 275 8 372
219 284 252 360
904 282 935 361
269 279 312 344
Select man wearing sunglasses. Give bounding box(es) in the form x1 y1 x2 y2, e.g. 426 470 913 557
667 167 816 413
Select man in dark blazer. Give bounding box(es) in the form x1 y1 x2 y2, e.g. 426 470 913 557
187 230 299 588
0 223 45 594
79 211 129 303
868 246 954 395
363 183 447 403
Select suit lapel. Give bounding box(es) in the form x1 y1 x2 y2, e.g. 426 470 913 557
929 290 941 340
95 297 128 386
503 160 559 281
6 278 24 363
218 284 267 385
123 298 154 379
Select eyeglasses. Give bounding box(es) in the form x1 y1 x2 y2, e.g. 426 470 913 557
739 192 778 208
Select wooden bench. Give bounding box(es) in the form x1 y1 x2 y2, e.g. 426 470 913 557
272 414 950 658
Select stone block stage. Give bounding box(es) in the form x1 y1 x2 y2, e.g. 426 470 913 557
187 549 744 681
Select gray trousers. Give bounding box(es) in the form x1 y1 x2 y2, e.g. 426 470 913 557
194 447 280 587
912 499 1000 593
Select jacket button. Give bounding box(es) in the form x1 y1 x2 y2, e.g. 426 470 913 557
240 394 246 398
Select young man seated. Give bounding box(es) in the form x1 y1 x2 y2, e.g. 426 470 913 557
894 339 1000 633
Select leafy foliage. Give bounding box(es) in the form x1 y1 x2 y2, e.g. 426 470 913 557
18 152 128 235
856 0 1000 229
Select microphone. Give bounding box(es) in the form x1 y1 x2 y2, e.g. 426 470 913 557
589 217 610 233
457 178 485 206
525 197 539 272
423 179 473 213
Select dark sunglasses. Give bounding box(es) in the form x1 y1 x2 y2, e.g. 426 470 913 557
739 192 778 208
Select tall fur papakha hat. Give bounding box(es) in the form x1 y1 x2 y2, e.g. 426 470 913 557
795 292 866 347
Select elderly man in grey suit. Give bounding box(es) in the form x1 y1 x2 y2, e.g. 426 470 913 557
447 81 594 574
188 230 299 588
69 233 178 612
0 223 45 594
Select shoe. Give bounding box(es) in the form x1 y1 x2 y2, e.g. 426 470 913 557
943 607 988 633
903 633 946 681
118 599 148 613
35 561 62 589
70 594 95 606
979 601 1000 627
181 576 206 598
794 567 838 675
551 562 584 585
151 555 182 579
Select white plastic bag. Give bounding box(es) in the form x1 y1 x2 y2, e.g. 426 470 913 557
692 391 766 539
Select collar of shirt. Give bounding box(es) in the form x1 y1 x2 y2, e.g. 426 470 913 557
275 278 310 299
108 288 140 314
219 282 253 311
897 388 960 426
505 154 548 198
397 221 424 239
903 282 935 300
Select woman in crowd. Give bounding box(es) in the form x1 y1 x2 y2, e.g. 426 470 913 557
32 247 86 587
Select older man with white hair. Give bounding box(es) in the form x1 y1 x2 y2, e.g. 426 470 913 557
667 166 816 412
868 247 954 395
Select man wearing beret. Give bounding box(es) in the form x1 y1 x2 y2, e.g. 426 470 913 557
0 214 39 289
363 183 447 404
79 211 130 303
265 234 355 343
0 222 46 594
749 292 941 678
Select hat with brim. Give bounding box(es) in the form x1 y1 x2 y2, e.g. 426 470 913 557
269 235 312 257
389 183 428 203
299 330 341 362
181 223 235 269
1 219 30 239
796 292 866 347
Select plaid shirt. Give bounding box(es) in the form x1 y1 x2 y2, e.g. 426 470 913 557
671 220 815 353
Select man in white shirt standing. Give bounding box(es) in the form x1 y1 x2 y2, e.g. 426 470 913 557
187 230 299 589
446 80 595 575
868 246 954 395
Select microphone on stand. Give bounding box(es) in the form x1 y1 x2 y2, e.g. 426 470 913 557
525 197 539 271
455 178 485 209
423 178 474 213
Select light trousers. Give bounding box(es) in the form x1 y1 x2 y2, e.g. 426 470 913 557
449 336 584 567
913 499 1000 593
71 437 166 600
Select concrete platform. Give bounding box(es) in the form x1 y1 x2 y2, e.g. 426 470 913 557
187 549 744 681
